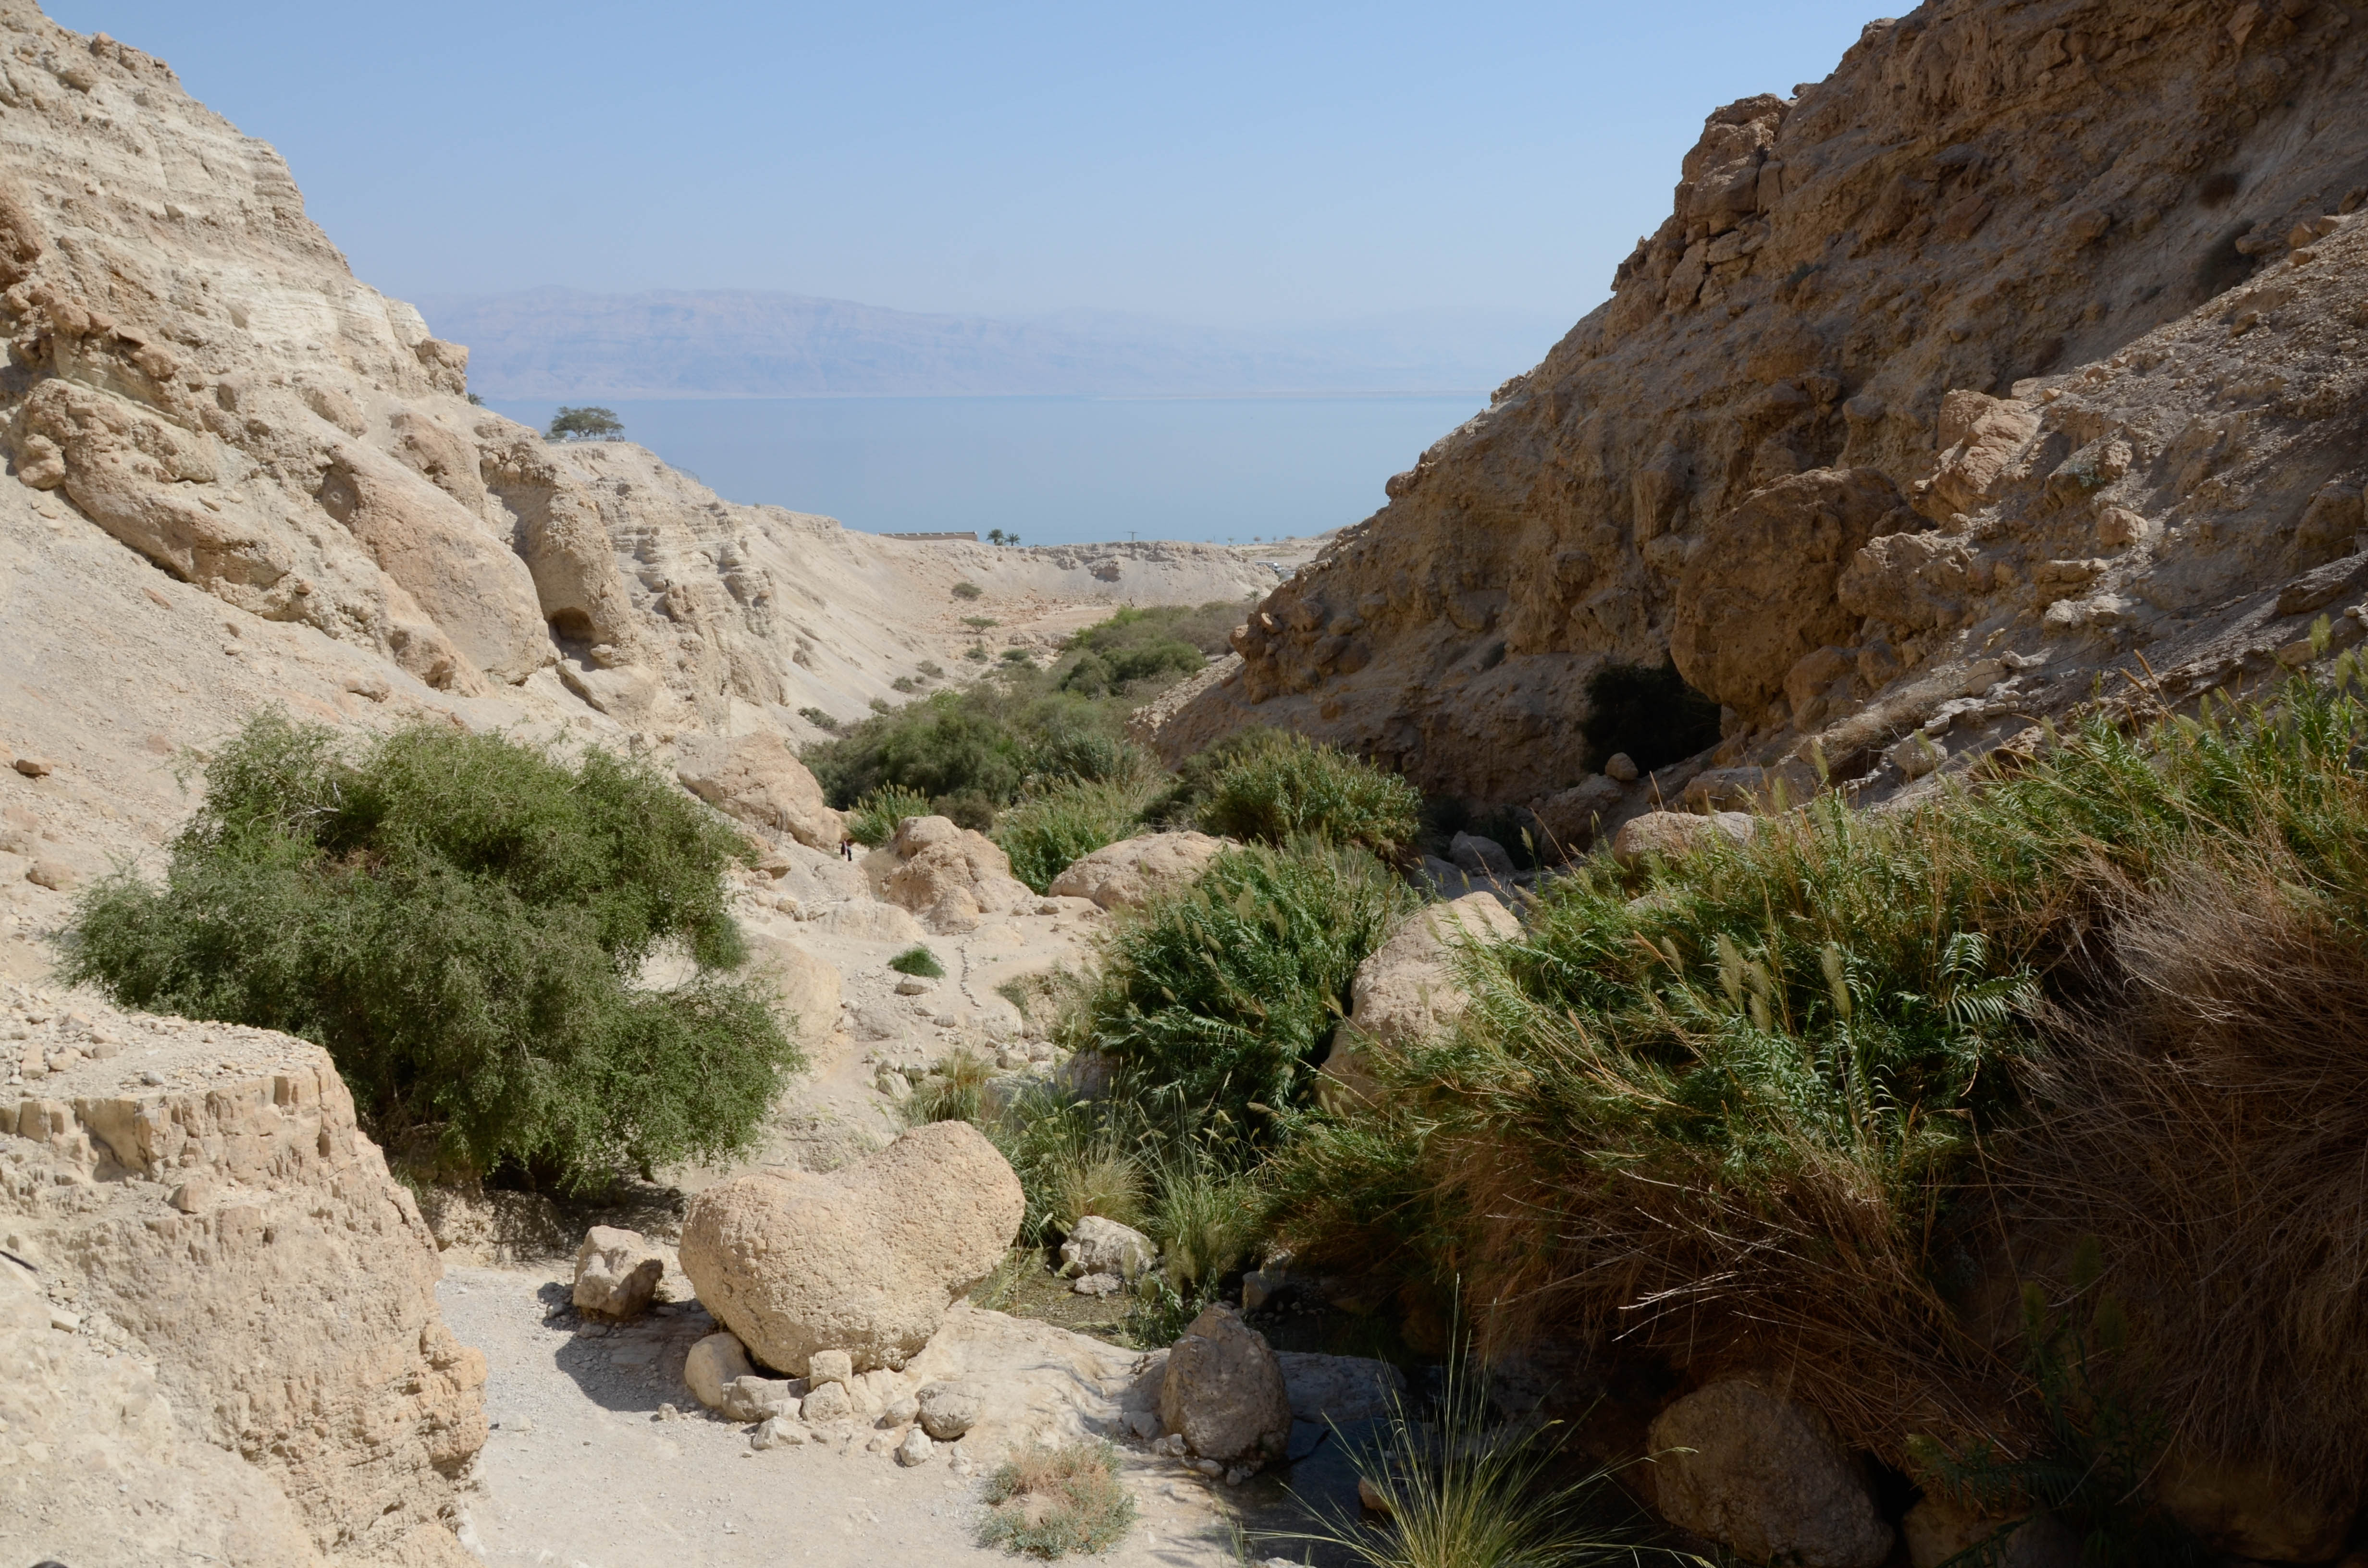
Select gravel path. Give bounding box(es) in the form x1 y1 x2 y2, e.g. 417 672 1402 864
437 1265 1253 1567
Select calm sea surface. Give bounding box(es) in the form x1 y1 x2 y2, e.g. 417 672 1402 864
484 395 1485 547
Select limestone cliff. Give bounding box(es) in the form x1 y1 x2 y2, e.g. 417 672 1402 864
1149 0 2368 814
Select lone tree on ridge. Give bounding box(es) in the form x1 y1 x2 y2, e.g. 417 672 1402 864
548 405 624 441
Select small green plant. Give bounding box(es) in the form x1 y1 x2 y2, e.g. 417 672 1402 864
966 643 991 662
964 616 1000 630
918 659 944 678
978 1441 1136 1558
892 675 918 693
846 785 933 845
953 581 985 600
798 706 840 732
1908 1241 2203 1567
870 696 893 714
888 945 946 979
1001 647 1035 665
65 712 795 1189
1194 732 1422 855
546 405 623 441
1143 1135 1265 1297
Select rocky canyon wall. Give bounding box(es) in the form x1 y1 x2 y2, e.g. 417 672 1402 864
1149 0 2368 812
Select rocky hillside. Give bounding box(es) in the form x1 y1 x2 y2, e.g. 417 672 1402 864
1149 0 2368 815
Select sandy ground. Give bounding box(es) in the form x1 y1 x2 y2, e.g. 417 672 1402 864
437 1264 1262 1568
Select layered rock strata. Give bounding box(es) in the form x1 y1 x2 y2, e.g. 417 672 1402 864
0 982 483 1564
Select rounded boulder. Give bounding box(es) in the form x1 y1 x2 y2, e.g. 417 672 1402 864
678 1120 1024 1376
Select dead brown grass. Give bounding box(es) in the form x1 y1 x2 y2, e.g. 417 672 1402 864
2014 843 2368 1505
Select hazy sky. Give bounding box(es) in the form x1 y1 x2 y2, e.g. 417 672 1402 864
50 1 1885 327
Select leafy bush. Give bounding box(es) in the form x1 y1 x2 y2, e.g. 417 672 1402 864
1063 841 1418 1134
994 777 1159 894
906 1047 995 1127
1001 647 1035 665
64 713 796 1189
846 785 932 846
964 616 1000 630
892 674 918 693
1579 657 1721 774
953 581 984 600
797 706 839 732
547 405 623 441
978 1442 1136 1558
888 944 945 979
966 644 990 662
1195 732 1422 854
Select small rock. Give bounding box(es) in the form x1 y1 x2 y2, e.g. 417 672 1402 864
801 1379 855 1424
140 1069 164 1086
722 1375 799 1422
874 1066 912 1102
1603 752 1640 783
25 861 76 892
752 1414 808 1450
1448 832 1515 877
656 1402 680 1422
12 757 54 779
1358 1475 1394 1515
685 1332 755 1411
894 976 933 995
1059 1214 1155 1279
169 1179 216 1213
572 1225 665 1319
1194 1457 1223 1476
1889 732 1946 781
895 1427 934 1466
1125 1409 1161 1439
48 1307 78 1333
917 1380 982 1441
1224 1466 1251 1486
881 1393 920 1426
1072 1272 1122 1297
809 1348 853 1387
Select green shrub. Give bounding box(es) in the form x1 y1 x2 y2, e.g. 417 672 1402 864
964 616 1000 630
888 944 945 979
1275 675 2368 1478
63 713 796 1189
892 674 918 693
994 777 1159 894
978 1441 1136 1558
797 706 839 732
1063 841 1418 1133
1001 647 1035 665
953 581 984 600
846 785 932 846
918 659 944 678
1195 732 1421 854
966 643 991 662
1580 657 1721 774
907 1047 995 1126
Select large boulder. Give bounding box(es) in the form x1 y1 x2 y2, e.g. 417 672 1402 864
678 1120 1024 1375
1612 809 1757 870
675 732 846 851
1529 774 1627 855
1048 831 1229 908
2156 1448 2358 1562
1323 893 1521 1106
1159 1305 1291 1462
1668 467 1911 717
1647 1380 1892 1568
879 815 1036 931
571 1225 664 1319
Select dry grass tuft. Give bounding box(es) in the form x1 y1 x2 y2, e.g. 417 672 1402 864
978 1441 1136 1558
2015 840 2368 1503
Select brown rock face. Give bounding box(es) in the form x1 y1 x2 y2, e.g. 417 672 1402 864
1147 0 2368 804
1 992 484 1566
677 1120 1024 1376
1158 1306 1291 1462
1648 1380 1892 1568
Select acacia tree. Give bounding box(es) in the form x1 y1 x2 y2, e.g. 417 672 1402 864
548 405 624 441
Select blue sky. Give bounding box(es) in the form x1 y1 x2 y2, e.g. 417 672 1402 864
50 1 1885 328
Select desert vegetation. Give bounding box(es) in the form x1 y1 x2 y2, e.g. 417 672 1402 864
65 714 799 1190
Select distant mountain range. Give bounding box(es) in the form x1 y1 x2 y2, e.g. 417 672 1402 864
414 288 1569 400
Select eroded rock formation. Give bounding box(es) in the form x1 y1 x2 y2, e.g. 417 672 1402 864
1149 0 2368 809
